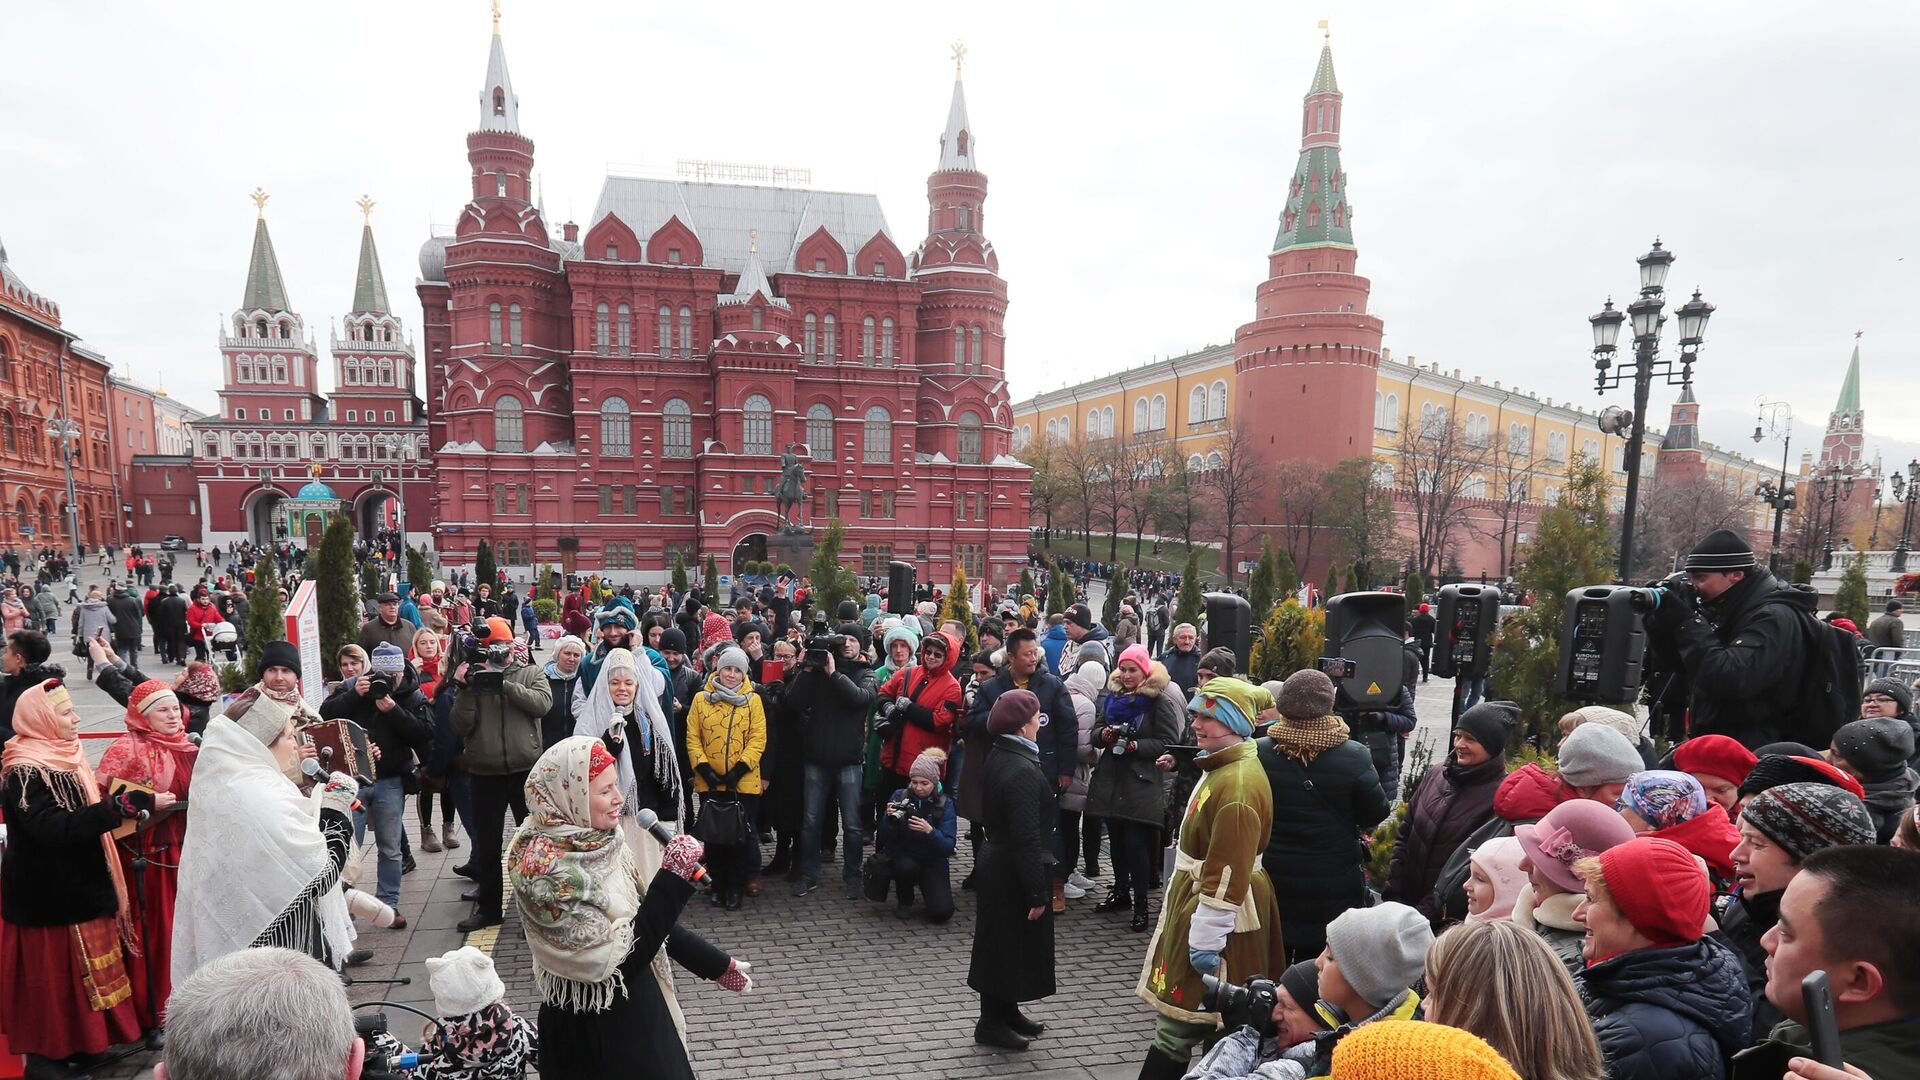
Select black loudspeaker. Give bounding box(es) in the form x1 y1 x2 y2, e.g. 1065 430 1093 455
1556 586 1649 703
1323 591 1407 708
1433 584 1502 680
1204 592 1253 674
887 561 916 616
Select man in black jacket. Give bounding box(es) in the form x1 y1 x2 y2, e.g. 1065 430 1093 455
108 583 146 668
1647 530 1816 749
320 642 433 922
154 585 190 670
784 635 877 898
966 628 1078 897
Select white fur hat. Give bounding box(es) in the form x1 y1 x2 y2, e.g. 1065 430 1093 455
425 946 505 1017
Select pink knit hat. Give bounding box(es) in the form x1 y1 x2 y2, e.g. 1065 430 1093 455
1117 644 1152 675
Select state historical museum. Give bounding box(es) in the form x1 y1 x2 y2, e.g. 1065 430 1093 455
416 18 1030 586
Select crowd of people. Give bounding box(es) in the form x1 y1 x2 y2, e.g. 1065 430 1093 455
0 525 1915 1080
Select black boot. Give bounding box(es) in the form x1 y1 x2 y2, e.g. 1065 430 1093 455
25 1054 92 1080
973 1004 1029 1051
1131 891 1152 932
1137 1046 1188 1080
1094 888 1129 914
1004 1002 1047 1038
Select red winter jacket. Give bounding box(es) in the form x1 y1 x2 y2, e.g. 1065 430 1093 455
1492 762 1578 823
1650 805 1741 885
186 599 224 643
876 629 962 774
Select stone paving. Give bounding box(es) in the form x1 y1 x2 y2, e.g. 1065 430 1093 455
60 560 1461 1078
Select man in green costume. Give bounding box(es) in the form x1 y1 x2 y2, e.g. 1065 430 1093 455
1135 676 1286 1079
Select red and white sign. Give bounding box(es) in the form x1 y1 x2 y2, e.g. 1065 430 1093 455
283 579 325 708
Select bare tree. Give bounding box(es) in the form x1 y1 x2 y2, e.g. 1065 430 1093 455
1632 470 1758 579
1088 436 1134 564
1396 410 1491 581
1017 437 1062 543
1121 435 1170 564
1271 458 1330 579
1052 435 1103 558
1477 426 1540 578
1153 451 1210 550
1211 420 1270 586
1323 456 1404 587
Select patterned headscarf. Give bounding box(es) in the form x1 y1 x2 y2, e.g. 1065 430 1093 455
100 680 196 795
177 662 222 702
1619 770 1710 830
508 737 643 1014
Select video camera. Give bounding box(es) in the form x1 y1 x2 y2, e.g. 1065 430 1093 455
354 1010 423 1080
803 634 846 672
1200 972 1281 1038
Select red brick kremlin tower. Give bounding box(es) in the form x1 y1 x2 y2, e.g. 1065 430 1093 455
1232 32 1385 466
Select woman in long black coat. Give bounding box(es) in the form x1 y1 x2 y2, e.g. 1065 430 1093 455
967 690 1055 1051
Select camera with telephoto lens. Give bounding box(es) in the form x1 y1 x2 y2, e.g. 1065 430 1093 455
803 634 845 671
885 795 917 824
1101 724 1136 754
1200 972 1281 1038
364 673 393 699
1637 572 1694 617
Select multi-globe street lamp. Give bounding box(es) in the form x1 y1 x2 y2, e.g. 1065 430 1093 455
1589 239 1716 580
44 416 82 562
1813 465 1861 572
1752 399 1795 572
1891 459 1920 573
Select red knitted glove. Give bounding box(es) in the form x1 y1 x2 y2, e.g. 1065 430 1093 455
659 833 706 882
716 958 753 993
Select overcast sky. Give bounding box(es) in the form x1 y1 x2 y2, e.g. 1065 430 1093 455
6 2 1917 471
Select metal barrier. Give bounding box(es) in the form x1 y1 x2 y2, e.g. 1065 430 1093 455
1868 647 1920 682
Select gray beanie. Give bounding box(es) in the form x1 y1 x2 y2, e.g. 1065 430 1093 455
1556 723 1642 787
1322 901 1433 1010
1831 717 1916 780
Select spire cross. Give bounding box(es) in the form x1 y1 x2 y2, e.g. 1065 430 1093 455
357 195 375 223
491 0 501 34
249 187 269 217
951 41 967 81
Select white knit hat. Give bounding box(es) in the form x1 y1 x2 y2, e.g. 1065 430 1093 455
425 946 505 1017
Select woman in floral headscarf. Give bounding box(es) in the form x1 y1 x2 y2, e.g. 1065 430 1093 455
173 660 222 735
95 679 199 1033
0 679 159 1075
1616 769 1740 886
510 737 751 1079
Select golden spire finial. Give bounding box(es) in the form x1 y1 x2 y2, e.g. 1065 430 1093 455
1318 18 1330 40
310 461 323 479
249 187 270 217
357 195 376 223
951 41 967 81
748 227 758 254
491 0 501 35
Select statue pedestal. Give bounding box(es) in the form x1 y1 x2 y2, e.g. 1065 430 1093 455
767 527 816 574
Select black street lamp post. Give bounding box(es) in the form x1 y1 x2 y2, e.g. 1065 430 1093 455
1752 400 1795 573
1590 239 1715 581
1815 467 1860 572
1892 459 1920 573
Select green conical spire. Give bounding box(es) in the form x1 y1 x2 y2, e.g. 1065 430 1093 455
351 222 391 315
1834 341 1861 415
1310 41 1338 94
241 213 291 312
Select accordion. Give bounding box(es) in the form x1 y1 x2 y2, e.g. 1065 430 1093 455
300 718 376 786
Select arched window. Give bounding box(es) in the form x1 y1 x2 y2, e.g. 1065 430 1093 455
1059 415 1071 441
616 304 632 351
952 326 966 367
823 314 837 359
0 340 11 382
1100 406 1114 439
1 413 15 454
1188 453 1204 471
595 303 610 352
661 398 692 458
271 356 288 383
1384 394 1399 433
1133 398 1149 433
1189 385 1208 423
1209 380 1228 421
1087 409 1100 435
378 359 393 386
1374 391 1385 430
803 313 818 359
863 406 892 463
658 305 673 356
741 394 773 455
204 435 219 458
1045 418 1059 445
678 305 693 358
1509 423 1529 454
1205 451 1223 471
343 363 358 385
751 306 763 332
880 317 895 363
488 303 502 346
1150 394 1166 430
311 435 326 459
806 404 833 460
971 326 983 369
493 87 506 115
1465 473 1488 499
957 410 983 464
494 395 524 453
508 303 522 350
1419 402 1436 435
861 316 875 363
1373 462 1396 488
600 396 631 456
1582 438 1598 463
255 318 269 338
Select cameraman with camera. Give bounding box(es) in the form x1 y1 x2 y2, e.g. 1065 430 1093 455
321 642 433 921
783 632 878 898
449 621 553 932
872 746 959 921
1645 529 1818 749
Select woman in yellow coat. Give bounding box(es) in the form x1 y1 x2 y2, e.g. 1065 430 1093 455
685 646 766 910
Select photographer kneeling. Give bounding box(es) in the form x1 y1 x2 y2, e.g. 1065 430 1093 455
870 746 958 922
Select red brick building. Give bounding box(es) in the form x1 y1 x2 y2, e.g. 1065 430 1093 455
0 237 118 551
193 197 430 549
416 21 1029 585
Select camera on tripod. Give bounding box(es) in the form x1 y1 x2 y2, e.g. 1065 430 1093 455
1200 972 1281 1038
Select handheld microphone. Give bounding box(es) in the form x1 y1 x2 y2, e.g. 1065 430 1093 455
301 758 362 811
634 808 707 883
187 732 202 746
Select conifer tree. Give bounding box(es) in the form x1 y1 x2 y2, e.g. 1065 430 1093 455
1103 565 1126 625
1323 563 1341 603
1249 538 1278 624
474 540 497 594
242 552 285 686
1835 554 1870 629
1019 566 1035 602
1275 548 1299 600
1403 568 1426 606
809 519 856 619
315 516 361 680
1173 549 1204 627
703 553 720 602
938 568 979 655
672 552 689 595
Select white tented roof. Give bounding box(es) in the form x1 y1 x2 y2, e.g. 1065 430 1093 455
589 178 892 276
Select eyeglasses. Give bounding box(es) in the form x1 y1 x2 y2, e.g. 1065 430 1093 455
1864 694 1900 705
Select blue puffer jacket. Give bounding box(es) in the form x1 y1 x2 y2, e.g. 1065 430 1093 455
1579 937 1752 1080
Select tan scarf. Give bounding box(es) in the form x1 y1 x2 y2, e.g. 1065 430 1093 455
1265 713 1351 763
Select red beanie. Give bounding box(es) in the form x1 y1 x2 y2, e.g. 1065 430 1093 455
1672 735 1758 788
1597 837 1708 949
1790 756 1866 801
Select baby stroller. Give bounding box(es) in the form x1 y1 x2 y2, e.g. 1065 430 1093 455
209 621 241 663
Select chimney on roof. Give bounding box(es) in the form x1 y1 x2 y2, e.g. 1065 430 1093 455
1473 376 1482 384
563 221 579 242
1453 369 1462 379
1493 380 1502 389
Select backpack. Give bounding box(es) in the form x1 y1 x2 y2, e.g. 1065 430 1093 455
1784 606 1863 751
